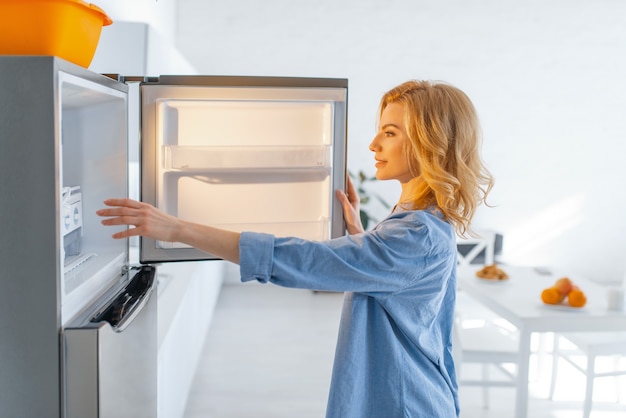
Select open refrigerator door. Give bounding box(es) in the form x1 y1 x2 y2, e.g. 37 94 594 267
137 76 348 263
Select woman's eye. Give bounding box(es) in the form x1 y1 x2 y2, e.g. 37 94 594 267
384 131 394 137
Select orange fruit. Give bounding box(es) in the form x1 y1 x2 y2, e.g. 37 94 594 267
554 277 573 295
541 287 565 305
567 288 587 308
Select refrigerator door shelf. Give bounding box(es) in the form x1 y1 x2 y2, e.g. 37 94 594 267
157 99 334 147
162 145 331 171
158 174 331 233
157 217 330 249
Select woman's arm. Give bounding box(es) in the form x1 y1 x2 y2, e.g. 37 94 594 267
97 178 360 264
97 198 241 264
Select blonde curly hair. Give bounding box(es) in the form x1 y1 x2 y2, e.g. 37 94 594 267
379 80 493 236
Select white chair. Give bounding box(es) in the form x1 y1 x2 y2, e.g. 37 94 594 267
454 233 520 410
453 305 520 409
549 332 626 418
456 229 498 267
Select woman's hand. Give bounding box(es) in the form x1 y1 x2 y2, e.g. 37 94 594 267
97 198 241 263
97 198 182 242
335 176 365 235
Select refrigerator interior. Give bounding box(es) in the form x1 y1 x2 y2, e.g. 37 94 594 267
140 82 347 260
59 71 128 324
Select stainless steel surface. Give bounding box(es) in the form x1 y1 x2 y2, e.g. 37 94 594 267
0 56 128 418
64 267 157 418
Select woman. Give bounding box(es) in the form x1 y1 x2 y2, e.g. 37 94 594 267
98 80 493 417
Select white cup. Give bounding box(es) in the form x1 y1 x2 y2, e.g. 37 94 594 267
607 287 625 312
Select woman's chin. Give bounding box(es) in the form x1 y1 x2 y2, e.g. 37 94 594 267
374 171 389 181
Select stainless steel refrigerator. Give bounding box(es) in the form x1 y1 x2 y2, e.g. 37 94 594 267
0 56 347 418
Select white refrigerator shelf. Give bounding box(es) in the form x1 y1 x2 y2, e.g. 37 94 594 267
156 218 330 249
162 145 331 171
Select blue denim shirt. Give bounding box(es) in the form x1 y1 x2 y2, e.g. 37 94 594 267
239 209 459 418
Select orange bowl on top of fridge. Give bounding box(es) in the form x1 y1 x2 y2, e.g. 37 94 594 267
0 0 112 68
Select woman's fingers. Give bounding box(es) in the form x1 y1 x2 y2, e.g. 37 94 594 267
335 189 348 205
335 187 364 235
111 227 136 240
96 199 145 240
103 198 142 209
97 208 138 224
345 176 359 205
97 199 144 218
97 198 180 242
100 214 137 226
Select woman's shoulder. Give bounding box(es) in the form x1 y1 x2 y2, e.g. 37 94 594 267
386 207 448 226
375 207 455 241
365 208 455 258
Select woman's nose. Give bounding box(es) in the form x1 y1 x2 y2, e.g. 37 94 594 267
369 135 380 152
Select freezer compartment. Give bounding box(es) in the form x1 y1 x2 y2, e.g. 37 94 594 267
163 145 331 170
64 266 157 418
59 70 128 324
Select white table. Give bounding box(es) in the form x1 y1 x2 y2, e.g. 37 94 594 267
456 265 626 418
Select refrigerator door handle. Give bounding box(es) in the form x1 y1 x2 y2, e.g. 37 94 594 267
91 268 156 333
112 284 154 333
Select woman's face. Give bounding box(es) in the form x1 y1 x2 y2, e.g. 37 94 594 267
370 102 414 183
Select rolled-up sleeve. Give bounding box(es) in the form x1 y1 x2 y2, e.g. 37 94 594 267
239 231 275 283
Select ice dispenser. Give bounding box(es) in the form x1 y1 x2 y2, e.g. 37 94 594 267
62 186 83 259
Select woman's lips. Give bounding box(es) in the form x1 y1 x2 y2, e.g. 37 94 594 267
375 159 386 168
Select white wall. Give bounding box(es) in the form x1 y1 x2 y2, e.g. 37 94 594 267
91 0 197 75
176 0 626 282
93 0 179 41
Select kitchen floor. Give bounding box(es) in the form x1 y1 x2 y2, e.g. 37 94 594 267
183 268 626 418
